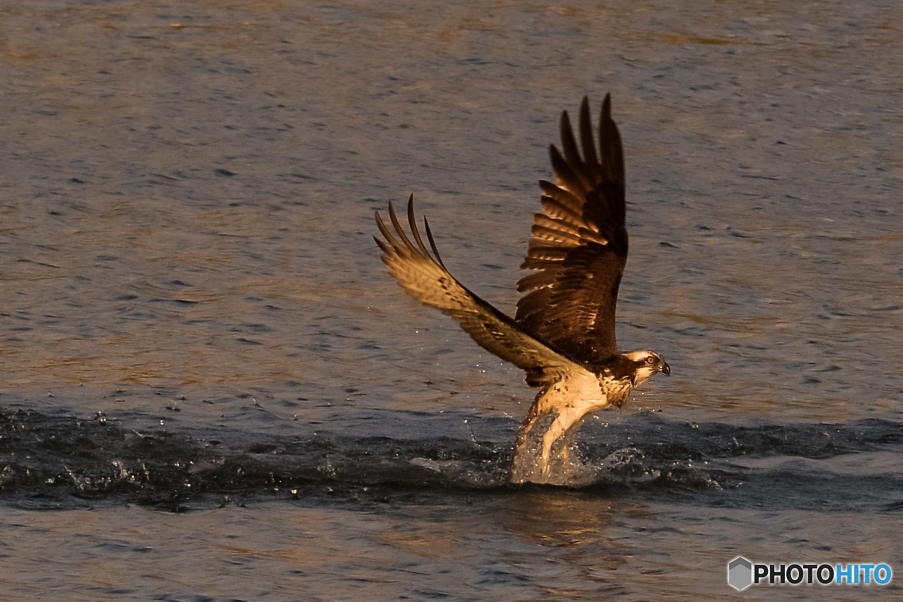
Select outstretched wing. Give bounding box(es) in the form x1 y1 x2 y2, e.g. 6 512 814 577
515 95 628 365
375 197 592 387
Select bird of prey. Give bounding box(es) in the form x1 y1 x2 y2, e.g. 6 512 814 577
374 96 670 483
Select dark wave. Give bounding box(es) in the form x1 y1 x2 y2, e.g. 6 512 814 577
0 408 900 512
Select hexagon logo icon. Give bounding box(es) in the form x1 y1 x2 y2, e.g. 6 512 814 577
728 556 754 591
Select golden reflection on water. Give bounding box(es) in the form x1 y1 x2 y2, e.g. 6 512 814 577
6 498 900 599
503 490 625 548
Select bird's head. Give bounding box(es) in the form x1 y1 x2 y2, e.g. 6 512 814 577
622 350 671 386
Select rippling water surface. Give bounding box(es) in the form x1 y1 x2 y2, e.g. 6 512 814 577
1 0 901 599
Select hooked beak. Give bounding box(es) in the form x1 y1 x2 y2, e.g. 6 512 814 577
661 361 671 376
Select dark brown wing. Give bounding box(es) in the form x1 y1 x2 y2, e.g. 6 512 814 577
515 95 628 364
375 197 593 387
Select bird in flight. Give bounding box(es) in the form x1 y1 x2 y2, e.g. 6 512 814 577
374 96 670 483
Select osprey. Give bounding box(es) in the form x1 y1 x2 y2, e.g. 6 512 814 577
374 96 670 483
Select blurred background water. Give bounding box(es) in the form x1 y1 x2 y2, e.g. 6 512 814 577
1 0 901 599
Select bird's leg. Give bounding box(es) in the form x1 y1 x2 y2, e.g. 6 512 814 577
539 408 582 477
555 415 592 466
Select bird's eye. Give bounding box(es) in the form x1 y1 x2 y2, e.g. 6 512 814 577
646 356 656 364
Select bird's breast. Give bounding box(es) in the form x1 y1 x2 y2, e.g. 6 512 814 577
535 371 609 415
600 376 634 408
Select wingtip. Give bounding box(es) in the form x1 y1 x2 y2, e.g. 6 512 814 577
559 108 570 129
373 234 390 255
405 194 414 222
422 215 447 269
577 96 599 167
547 144 561 172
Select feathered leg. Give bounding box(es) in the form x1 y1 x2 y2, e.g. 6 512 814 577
538 408 584 478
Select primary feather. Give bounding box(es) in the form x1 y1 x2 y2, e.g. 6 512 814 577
374 196 593 388
515 95 627 365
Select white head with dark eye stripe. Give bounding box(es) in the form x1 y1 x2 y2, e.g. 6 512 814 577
622 350 671 386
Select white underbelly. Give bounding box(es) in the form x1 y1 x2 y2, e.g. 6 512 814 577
535 372 610 416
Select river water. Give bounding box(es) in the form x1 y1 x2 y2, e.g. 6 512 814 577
1 0 901 599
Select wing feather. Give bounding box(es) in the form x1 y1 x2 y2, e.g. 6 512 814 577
515 95 628 364
375 196 591 387
530 224 582 245
539 182 583 218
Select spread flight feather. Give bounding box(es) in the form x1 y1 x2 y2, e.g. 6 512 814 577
516 95 627 365
374 197 593 388
375 95 627 379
